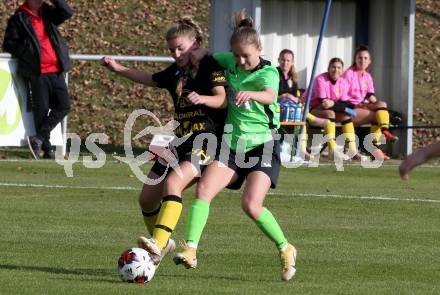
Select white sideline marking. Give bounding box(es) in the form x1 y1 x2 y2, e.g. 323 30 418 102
1 182 439 204
268 191 440 204
1 158 440 169
0 182 138 191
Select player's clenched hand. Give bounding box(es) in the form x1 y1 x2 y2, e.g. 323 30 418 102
235 91 252 106
282 93 299 104
368 95 378 103
322 99 334 109
188 91 205 105
101 56 123 73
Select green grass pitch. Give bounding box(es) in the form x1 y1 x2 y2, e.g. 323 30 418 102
0 160 439 295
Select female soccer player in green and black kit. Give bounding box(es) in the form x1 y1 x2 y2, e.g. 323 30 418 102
102 16 227 266
174 9 297 282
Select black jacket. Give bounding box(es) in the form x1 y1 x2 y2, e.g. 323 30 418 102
3 0 74 77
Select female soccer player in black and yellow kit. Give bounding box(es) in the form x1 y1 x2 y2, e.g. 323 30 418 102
102 16 227 265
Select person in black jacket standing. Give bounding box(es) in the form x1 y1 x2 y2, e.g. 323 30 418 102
3 0 73 159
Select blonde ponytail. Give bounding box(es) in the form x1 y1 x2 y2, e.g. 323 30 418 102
230 9 261 50
166 15 203 46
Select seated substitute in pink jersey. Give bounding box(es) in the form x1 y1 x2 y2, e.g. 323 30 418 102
343 62 375 106
309 62 353 114
304 58 359 158
343 45 398 160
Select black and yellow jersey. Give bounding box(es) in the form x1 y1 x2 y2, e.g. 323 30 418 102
152 55 227 139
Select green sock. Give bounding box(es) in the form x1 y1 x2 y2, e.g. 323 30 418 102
255 208 288 250
186 199 210 248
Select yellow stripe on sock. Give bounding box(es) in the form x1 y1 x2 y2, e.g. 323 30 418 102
143 216 157 236
142 205 161 236
342 121 357 152
307 113 317 122
324 121 336 151
307 113 329 128
153 195 183 250
376 109 390 129
295 125 308 153
370 125 382 145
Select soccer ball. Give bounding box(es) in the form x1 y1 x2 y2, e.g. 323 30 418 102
117 248 156 284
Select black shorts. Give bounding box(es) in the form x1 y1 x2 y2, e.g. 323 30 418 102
150 138 217 178
215 140 281 190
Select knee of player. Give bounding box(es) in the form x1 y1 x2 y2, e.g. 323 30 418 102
163 177 185 195
138 184 160 210
139 188 154 207
339 114 351 122
241 199 262 219
138 193 151 211
195 180 211 198
323 109 336 119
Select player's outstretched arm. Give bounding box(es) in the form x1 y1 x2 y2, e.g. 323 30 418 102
399 141 440 180
101 56 157 87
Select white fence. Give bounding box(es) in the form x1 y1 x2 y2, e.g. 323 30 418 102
0 53 173 155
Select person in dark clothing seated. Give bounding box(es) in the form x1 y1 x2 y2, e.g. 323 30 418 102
277 49 300 103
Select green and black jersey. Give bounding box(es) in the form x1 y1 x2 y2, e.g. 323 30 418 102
213 52 280 153
152 55 227 139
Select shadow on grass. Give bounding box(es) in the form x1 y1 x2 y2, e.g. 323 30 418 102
157 272 274 283
52 277 121 284
0 263 274 283
0 263 114 277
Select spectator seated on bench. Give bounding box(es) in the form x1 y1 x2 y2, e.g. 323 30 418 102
343 45 399 160
302 57 358 160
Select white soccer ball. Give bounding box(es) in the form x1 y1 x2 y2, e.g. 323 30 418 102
117 248 156 284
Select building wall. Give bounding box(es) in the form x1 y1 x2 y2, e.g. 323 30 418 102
209 0 261 52
369 0 415 155
260 0 356 89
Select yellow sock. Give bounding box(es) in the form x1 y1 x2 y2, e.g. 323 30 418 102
295 125 308 153
153 195 183 250
142 204 161 236
307 113 329 128
307 113 317 122
376 108 390 130
324 120 336 151
370 125 382 146
342 120 357 152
